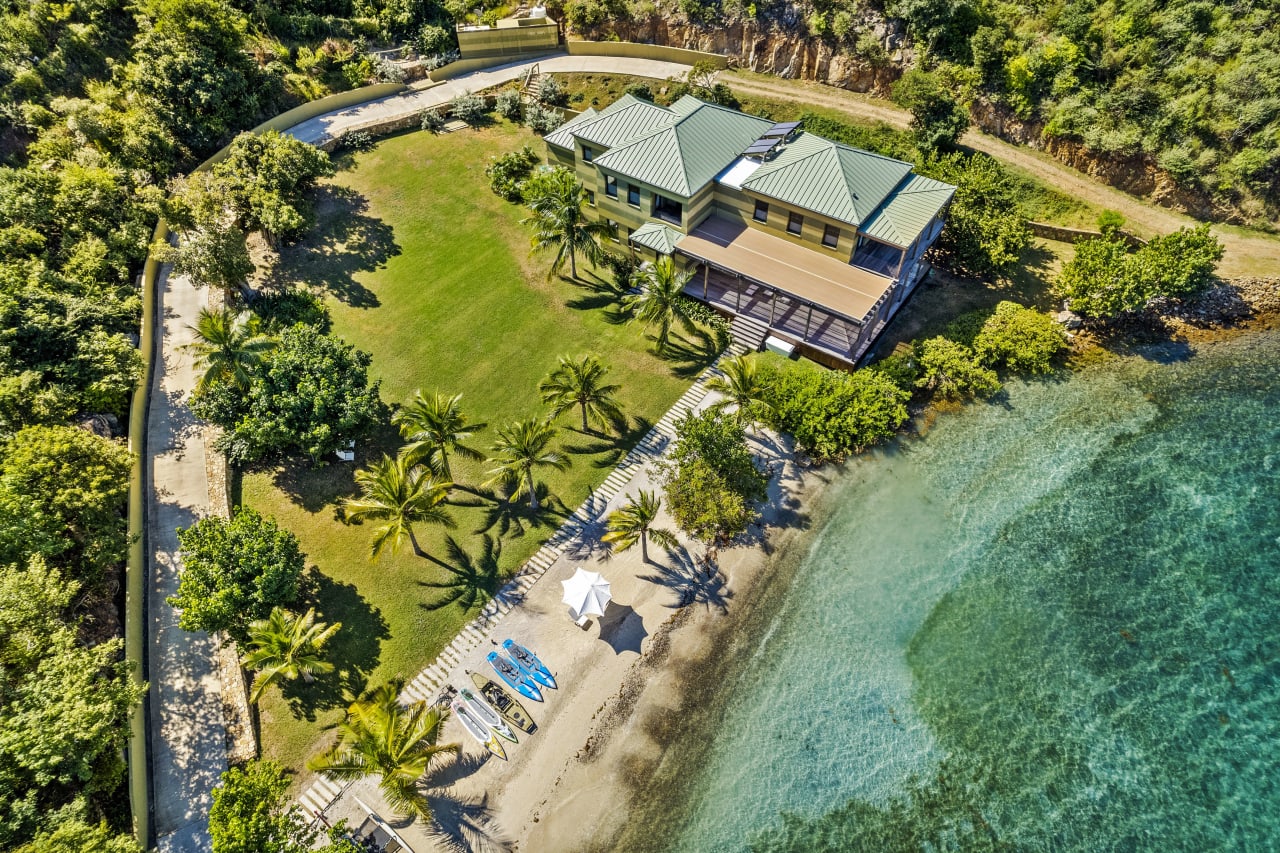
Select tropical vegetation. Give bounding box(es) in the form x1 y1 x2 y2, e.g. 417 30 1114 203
602 490 678 563
240 608 342 704
972 301 1068 374
393 391 487 480
484 418 571 512
759 363 911 460
706 354 773 426
185 307 277 393
522 167 611 279
659 410 768 544
625 257 698 353
539 354 626 433
340 454 456 559
307 685 459 821
208 760 356 853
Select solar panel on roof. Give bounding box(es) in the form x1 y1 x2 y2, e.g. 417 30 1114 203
743 138 780 156
761 121 800 139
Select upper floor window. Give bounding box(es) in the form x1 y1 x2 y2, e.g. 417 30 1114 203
605 176 618 198
822 224 840 248
582 146 594 163
787 211 803 235
627 184 641 206
753 199 769 222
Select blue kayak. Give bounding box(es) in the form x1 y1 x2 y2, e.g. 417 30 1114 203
504 639 557 689
488 651 542 702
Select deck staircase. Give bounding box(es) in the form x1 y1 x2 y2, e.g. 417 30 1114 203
728 313 770 355
520 63 542 104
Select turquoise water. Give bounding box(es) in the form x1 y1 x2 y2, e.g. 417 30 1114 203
621 332 1280 852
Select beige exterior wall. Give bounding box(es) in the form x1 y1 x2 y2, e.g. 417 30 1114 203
456 19 560 59
708 184 857 263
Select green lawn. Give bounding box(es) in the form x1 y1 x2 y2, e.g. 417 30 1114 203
241 119 717 774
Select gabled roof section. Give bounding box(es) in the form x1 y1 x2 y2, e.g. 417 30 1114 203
859 173 957 248
543 107 599 150
573 97 675 148
667 94 704 117
740 133 914 227
593 102 772 198
629 221 684 255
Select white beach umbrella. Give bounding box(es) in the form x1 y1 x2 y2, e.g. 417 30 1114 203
561 568 612 622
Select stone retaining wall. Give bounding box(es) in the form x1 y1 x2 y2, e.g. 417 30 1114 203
1028 220 1147 249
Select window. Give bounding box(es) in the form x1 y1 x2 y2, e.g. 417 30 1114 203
605 176 618 198
753 199 769 222
582 146 594 163
627 183 640 206
586 190 596 206
787 212 803 235
822 224 840 248
606 219 620 241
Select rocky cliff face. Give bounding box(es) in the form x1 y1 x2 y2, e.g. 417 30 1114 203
599 15 905 97
580 15 1232 221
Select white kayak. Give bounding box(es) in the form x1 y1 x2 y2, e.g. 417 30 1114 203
459 686 517 743
451 698 507 760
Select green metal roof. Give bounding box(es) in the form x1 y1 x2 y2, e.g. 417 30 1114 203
629 221 684 255
574 98 675 149
739 133 914 227
592 103 772 198
544 107 599 150
859 173 956 248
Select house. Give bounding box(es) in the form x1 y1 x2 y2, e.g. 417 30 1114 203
544 94 957 365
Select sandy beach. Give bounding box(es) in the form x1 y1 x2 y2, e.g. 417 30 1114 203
319 396 835 852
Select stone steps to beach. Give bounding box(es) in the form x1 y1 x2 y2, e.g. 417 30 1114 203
297 774 343 821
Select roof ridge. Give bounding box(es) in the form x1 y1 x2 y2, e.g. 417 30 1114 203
824 136 915 168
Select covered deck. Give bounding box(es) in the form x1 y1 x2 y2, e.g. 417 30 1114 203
676 216 896 363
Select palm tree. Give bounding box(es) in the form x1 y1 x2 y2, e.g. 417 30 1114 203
706 354 773 427
392 391 486 479
521 168 611 280
624 256 697 353
239 607 341 703
341 455 455 559
308 684 459 821
184 306 275 393
602 490 678 563
539 354 625 433
483 417 570 512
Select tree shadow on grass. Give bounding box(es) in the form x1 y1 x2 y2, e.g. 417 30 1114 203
470 481 570 539
264 184 399 309
263 423 402 513
655 327 721 379
278 573 391 721
564 270 634 320
560 415 655 468
419 534 502 612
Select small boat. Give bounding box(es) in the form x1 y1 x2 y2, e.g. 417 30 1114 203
451 697 507 760
488 651 542 702
470 671 537 734
504 639 557 689
458 686 517 743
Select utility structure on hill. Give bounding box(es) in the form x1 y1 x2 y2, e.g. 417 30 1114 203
545 95 956 365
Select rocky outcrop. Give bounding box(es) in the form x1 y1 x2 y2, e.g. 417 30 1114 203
594 15 904 96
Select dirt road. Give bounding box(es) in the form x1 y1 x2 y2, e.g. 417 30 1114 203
726 73 1279 279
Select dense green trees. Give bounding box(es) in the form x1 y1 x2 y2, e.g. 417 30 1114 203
659 410 767 543
759 363 910 460
1057 224 1224 318
915 337 1002 401
0 559 146 850
892 69 969 150
169 507 307 642
916 151 1031 280
192 323 386 464
208 760 320 853
972 301 1067 374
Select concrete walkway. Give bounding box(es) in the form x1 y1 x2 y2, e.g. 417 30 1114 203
288 53 696 146
147 266 228 853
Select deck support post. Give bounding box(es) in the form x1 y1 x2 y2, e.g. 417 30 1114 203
803 303 814 338
769 289 778 325
735 273 743 311
703 263 709 300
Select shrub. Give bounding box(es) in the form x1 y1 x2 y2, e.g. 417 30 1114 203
658 410 767 543
486 145 540 202
760 364 910 460
918 151 1032 279
373 56 405 83
495 88 523 120
419 108 445 131
870 348 921 393
537 75 568 106
1096 209 1126 235
414 24 453 56
524 102 565 134
676 295 732 341
449 91 488 124
972 301 1067 373
893 69 970 150
252 288 331 333
915 337 1001 400
336 129 374 151
600 250 640 291
624 82 654 101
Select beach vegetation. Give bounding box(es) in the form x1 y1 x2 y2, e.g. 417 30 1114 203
972 301 1067 374
759 364 910 460
1056 225 1224 318
539 354 626 434
169 508 306 643
624 257 698 354
341 455 455 560
208 760 317 853
705 354 774 427
522 167 609 280
602 490 679 563
916 337 1002 401
483 417 571 512
307 685 459 821
192 323 387 465
660 410 767 543
240 608 342 704
393 391 487 480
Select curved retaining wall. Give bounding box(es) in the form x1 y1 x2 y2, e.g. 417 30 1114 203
565 38 728 68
